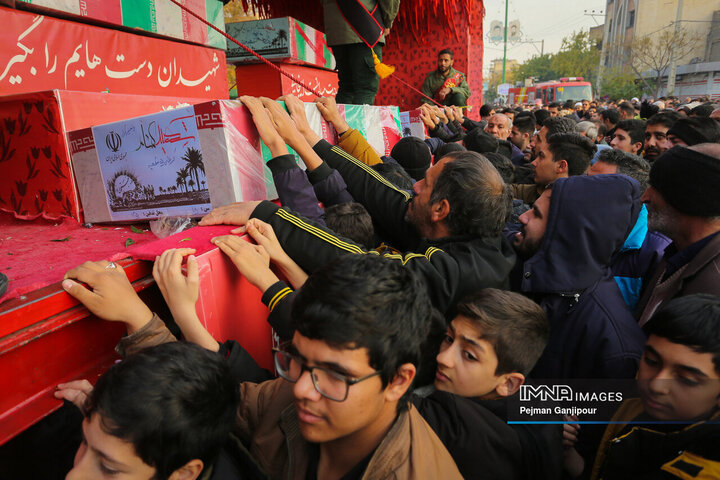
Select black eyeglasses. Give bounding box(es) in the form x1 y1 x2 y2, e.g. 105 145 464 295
272 344 381 402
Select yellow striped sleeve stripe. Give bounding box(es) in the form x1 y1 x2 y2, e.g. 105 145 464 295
268 287 293 311
330 146 412 201
275 208 366 254
381 246 445 265
425 247 442 259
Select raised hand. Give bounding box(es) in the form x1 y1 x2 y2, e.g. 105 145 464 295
240 95 288 157
445 106 456 122
315 96 350 134
431 105 449 124
260 96 309 150
278 94 312 135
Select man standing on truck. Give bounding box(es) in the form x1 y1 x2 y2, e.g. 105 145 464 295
421 49 471 107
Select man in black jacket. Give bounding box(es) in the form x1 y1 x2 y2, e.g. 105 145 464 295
200 96 516 316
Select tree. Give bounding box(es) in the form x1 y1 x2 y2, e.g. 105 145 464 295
599 67 642 101
276 29 288 47
629 25 701 97
181 148 205 192
176 171 187 193
511 30 600 87
179 166 190 193
552 30 601 87
512 54 557 84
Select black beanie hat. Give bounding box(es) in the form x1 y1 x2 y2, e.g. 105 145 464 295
464 127 499 154
666 117 720 146
649 145 720 217
390 137 431 181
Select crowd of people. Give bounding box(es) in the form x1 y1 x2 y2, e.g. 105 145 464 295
44 89 720 480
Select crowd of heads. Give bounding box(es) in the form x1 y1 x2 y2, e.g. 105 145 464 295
44 86 720 480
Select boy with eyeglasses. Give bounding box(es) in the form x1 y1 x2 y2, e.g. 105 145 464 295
61 254 462 479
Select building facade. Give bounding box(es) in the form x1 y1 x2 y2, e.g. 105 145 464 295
601 0 720 97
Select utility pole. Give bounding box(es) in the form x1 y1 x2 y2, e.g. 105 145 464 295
541 39 544 56
502 0 509 83
597 6 611 99
666 0 684 95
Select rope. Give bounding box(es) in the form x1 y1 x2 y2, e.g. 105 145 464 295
388 74 443 107
165 0 324 97
167 0 458 109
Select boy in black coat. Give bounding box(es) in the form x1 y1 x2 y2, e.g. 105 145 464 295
413 289 563 479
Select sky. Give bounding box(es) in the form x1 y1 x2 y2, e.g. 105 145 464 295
482 0 606 78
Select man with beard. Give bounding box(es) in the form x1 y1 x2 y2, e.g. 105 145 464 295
587 149 671 311
509 114 535 164
636 144 720 325
421 49 471 107
201 99 516 317
512 175 646 380
643 112 680 163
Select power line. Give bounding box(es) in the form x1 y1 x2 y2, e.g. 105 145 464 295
522 12 587 37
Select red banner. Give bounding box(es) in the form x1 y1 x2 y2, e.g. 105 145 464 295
0 6 227 98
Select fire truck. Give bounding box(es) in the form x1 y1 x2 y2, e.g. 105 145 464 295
507 77 593 105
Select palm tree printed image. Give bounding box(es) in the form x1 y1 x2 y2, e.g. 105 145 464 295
181 147 207 192
105 146 210 212
272 29 288 49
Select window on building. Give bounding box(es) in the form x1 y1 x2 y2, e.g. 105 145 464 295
627 10 635 28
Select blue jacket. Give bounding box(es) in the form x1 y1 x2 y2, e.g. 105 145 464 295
521 175 647 379
611 205 671 312
267 154 327 225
